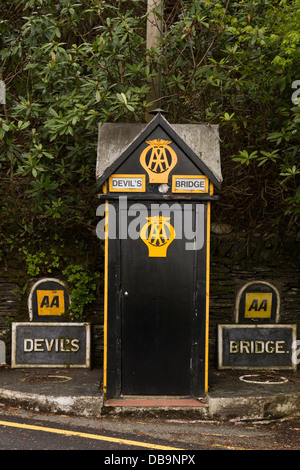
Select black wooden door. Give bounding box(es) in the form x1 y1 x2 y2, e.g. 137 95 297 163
120 204 196 396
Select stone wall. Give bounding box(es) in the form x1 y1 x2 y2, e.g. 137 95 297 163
0 231 299 368
0 280 19 357
209 229 300 367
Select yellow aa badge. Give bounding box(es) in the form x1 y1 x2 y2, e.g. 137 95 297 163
36 290 65 316
140 139 178 183
140 216 175 257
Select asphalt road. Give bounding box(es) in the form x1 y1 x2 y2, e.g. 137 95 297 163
0 404 299 453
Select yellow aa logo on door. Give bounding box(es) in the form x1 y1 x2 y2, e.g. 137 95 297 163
37 290 65 316
140 139 178 183
140 216 175 257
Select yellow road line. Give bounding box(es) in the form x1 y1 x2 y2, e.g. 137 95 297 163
0 420 183 451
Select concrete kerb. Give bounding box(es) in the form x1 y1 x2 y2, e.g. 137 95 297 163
0 387 104 417
206 392 300 421
0 367 299 421
100 395 300 421
0 387 299 421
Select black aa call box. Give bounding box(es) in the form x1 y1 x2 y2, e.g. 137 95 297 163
96 112 221 398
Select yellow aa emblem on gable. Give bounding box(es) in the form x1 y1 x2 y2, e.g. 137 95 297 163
140 139 178 183
140 216 176 257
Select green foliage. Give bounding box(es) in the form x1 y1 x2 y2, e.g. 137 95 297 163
17 243 99 320
20 246 66 276
62 264 99 320
21 248 47 276
0 0 299 242
0 0 150 240
160 0 300 232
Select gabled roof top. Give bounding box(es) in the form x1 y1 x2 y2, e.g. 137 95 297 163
96 113 222 189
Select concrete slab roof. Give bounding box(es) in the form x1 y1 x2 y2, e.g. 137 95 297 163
96 115 222 189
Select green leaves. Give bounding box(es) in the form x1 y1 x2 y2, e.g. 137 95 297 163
62 264 100 320
257 150 280 166
0 0 299 241
0 1 151 239
232 150 258 166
